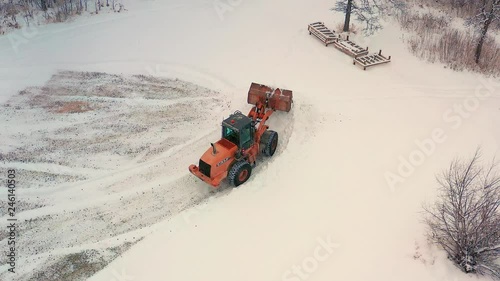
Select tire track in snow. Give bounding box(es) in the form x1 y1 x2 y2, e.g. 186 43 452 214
0 65 302 279
0 72 232 279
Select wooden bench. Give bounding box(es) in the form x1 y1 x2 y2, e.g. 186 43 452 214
308 22 339 46
332 36 369 58
353 50 391 70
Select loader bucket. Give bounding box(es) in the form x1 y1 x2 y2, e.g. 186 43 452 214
247 82 293 112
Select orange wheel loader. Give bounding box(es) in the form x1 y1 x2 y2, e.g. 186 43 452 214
189 82 293 188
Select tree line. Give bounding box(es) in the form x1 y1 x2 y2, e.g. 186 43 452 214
0 0 124 32
334 0 499 66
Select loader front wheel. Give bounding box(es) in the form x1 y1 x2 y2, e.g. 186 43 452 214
260 130 278 157
228 161 252 187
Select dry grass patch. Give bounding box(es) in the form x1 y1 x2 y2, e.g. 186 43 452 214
396 10 500 76
53 101 93 113
335 22 359 34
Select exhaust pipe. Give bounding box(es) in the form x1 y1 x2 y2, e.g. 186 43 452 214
211 143 217 155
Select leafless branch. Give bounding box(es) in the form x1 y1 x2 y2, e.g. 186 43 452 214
424 149 500 279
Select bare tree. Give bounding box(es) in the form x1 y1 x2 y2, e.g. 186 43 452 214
466 0 500 63
0 0 124 31
342 0 353 32
41 0 48 11
332 0 406 35
424 150 500 279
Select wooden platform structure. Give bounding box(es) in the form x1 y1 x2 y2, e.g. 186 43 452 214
308 22 339 46
353 50 391 70
332 36 369 58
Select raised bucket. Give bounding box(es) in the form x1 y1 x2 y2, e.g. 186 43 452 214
247 82 293 112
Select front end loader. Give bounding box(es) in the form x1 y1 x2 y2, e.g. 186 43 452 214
189 82 293 188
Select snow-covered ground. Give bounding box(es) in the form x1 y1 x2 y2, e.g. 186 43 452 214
0 0 499 280
0 69 294 280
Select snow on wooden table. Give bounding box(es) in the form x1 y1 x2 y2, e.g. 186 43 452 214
308 22 339 46
332 36 369 58
353 50 392 70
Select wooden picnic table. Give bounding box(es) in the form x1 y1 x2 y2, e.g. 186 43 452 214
308 22 339 46
353 50 391 70
332 36 369 58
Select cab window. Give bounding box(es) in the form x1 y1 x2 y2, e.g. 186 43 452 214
223 126 239 145
240 126 252 149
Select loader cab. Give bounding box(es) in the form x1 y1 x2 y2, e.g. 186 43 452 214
222 112 254 150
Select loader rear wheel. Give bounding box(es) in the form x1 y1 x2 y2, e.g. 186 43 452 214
260 130 278 157
228 161 252 187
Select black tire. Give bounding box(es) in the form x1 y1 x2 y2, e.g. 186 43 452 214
228 161 252 187
260 130 278 157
